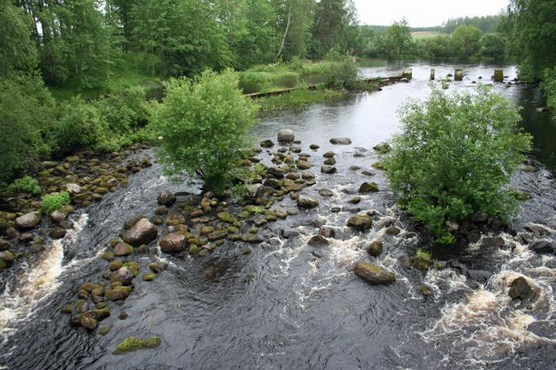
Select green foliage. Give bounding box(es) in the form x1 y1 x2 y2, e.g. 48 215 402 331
0 74 56 183
150 69 257 194
0 0 37 76
9 176 41 195
509 0 556 81
112 336 161 355
54 96 108 153
481 33 507 60
40 191 71 214
451 25 483 59
542 67 556 116
324 48 361 90
382 19 413 58
385 85 532 243
96 87 150 134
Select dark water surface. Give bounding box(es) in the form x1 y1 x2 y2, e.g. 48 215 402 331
1 61 556 370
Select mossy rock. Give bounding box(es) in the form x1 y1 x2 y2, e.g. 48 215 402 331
371 161 385 170
412 249 431 271
366 241 383 257
142 272 156 281
122 261 140 277
109 260 124 271
189 245 199 255
112 336 162 355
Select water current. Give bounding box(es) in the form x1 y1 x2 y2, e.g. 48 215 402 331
1 61 555 369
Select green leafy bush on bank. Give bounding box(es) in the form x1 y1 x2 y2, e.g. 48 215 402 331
385 84 532 243
40 191 71 214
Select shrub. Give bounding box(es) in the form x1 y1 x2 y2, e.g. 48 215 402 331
96 86 150 134
40 191 71 214
150 69 257 195
54 96 108 153
324 46 361 90
0 74 56 182
9 175 41 194
385 84 531 243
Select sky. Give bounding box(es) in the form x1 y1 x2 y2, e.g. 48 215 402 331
352 0 510 27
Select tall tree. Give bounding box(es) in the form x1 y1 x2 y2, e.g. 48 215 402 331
310 0 357 58
0 0 37 75
508 0 556 81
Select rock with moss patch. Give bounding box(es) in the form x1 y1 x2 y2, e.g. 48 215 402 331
354 261 396 285
113 336 162 355
412 250 431 270
366 241 383 257
15 212 41 230
149 261 169 274
105 286 133 301
157 190 176 206
142 273 156 281
359 182 379 193
330 138 352 145
321 165 337 174
297 195 319 209
347 215 373 231
373 142 391 154
114 242 134 257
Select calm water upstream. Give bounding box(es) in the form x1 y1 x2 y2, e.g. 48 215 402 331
1 61 555 370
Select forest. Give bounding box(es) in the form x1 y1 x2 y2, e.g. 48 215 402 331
1 0 556 186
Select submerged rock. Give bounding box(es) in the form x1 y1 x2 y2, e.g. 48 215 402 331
509 276 537 301
308 235 329 246
157 190 176 206
528 239 555 254
112 336 162 355
122 218 158 246
330 138 352 145
354 261 396 285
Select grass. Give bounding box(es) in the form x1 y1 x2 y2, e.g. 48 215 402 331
257 87 347 111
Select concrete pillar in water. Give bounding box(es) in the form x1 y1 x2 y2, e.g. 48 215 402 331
454 69 463 81
402 68 413 80
430 68 435 80
494 69 504 82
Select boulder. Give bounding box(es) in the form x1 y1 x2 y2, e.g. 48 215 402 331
49 226 67 239
366 241 383 257
260 139 274 148
0 239 11 251
277 129 295 143
321 165 337 174
373 142 391 153
159 232 186 254
308 235 329 246
114 242 134 256
122 218 158 246
323 151 335 158
347 215 373 231
15 212 41 229
481 236 505 248
310 144 319 150
529 240 555 254
509 276 537 300
354 261 396 285
319 189 334 197
105 286 132 301
66 183 82 194
110 266 135 285
241 233 264 243
297 195 319 209
330 138 352 145
157 190 176 206
358 182 379 193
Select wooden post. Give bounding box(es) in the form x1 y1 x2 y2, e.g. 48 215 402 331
454 69 463 81
493 70 504 82
430 68 435 80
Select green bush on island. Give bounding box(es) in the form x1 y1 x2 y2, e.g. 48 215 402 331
150 69 257 195
40 191 71 214
385 84 532 243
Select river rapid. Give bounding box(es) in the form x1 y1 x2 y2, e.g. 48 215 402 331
1 61 556 369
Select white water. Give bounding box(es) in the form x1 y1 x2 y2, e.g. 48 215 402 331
0 214 88 345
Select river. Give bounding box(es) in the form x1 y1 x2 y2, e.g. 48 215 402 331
1 61 555 369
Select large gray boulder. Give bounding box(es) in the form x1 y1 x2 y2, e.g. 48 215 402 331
529 240 555 254
15 212 41 230
122 218 158 246
160 232 186 253
277 129 295 143
354 261 396 285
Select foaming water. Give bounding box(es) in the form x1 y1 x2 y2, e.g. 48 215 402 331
0 213 87 344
